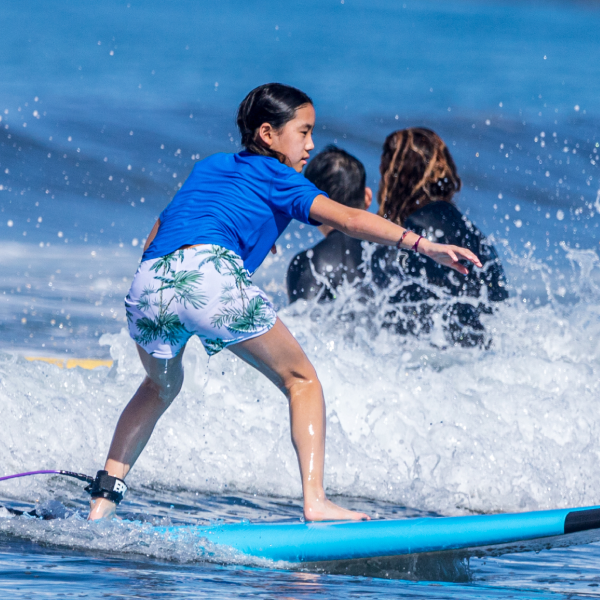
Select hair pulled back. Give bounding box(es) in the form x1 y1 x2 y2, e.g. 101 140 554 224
377 128 461 225
237 83 313 164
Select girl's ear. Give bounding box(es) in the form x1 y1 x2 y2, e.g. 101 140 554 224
258 123 275 148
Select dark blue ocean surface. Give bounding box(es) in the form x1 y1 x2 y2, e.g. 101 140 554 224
2 0 600 597
1 0 600 354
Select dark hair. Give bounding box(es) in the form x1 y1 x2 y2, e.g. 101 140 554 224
304 145 366 209
377 128 461 225
236 83 313 164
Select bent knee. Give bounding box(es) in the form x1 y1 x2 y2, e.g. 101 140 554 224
145 370 184 404
281 365 322 398
138 347 185 404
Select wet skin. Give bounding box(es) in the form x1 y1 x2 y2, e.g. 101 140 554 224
89 104 481 522
89 320 369 522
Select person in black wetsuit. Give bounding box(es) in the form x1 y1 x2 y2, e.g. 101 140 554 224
287 146 373 303
372 127 508 347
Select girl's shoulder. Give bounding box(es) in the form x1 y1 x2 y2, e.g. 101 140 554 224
189 152 230 175
197 151 289 173
195 152 308 191
235 151 301 179
193 152 258 178
197 152 232 168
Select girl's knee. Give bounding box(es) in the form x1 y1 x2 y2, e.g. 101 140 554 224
144 369 184 404
284 365 322 398
139 347 185 396
161 376 183 403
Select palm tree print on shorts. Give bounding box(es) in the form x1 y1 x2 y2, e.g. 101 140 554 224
132 250 207 346
196 246 275 334
202 337 229 355
211 295 275 333
196 246 240 274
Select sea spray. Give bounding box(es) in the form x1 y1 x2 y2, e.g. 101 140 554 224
2 247 600 515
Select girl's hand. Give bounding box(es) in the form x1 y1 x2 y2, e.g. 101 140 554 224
418 238 482 275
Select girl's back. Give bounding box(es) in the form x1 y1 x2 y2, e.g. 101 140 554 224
143 151 320 273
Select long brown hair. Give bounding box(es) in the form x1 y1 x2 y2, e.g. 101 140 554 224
377 128 461 225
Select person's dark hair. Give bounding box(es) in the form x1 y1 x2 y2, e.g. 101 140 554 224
377 128 461 225
304 145 366 209
237 83 312 164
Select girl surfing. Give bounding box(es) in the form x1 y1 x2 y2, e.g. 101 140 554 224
88 83 481 522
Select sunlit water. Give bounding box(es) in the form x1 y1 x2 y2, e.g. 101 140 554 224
2 0 600 597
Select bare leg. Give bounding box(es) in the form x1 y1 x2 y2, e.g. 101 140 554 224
229 318 369 522
88 345 185 520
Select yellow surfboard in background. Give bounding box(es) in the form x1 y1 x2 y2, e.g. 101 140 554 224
24 357 113 370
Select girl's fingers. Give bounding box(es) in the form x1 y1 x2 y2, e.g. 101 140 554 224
445 250 468 274
426 243 482 274
451 261 469 275
454 246 482 267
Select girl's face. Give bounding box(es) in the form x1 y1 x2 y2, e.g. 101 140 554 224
259 104 316 172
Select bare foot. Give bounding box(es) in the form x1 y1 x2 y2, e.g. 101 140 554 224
304 497 370 522
87 497 117 521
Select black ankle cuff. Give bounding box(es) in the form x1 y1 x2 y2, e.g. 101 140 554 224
85 470 128 504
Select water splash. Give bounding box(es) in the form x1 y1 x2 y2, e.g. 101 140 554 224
1 246 600 518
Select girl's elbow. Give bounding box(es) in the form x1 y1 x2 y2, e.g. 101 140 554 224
344 213 364 236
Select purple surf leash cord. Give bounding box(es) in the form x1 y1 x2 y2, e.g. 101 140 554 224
0 470 129 504
0 470 94 484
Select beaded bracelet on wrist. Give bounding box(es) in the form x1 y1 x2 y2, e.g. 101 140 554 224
396 230 410 249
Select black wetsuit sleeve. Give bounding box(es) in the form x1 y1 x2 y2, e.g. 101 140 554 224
286 251 323 303
403 203 509 302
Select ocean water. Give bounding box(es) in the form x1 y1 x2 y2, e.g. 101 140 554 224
2 0 600 597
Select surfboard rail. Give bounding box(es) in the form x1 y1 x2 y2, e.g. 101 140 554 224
159 505 600 563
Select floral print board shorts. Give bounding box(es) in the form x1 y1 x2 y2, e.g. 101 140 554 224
125 245 277 358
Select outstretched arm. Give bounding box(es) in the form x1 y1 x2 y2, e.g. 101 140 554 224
309 195 482 275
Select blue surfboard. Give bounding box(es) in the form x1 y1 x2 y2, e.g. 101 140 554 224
158 505 600 563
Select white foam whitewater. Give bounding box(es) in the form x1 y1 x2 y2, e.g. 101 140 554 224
1 246 600 518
